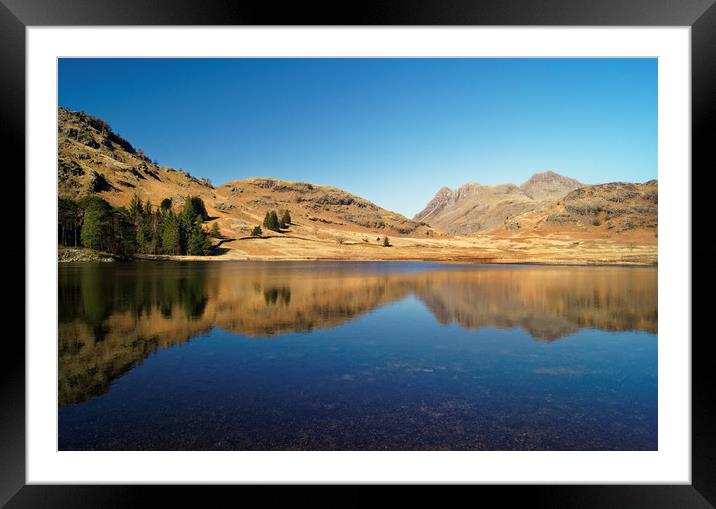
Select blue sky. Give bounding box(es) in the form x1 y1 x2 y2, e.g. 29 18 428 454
58 58 657 217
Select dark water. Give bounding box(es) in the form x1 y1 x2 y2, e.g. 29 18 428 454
58 261 657 450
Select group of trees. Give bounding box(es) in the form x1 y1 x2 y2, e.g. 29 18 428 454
59 196 136 254
247 209 292 237
58 193 216 256
136 194 213 256
249 209 290 237
262 209 291 232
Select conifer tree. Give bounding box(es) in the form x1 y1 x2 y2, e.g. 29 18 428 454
161 211 181 254
281 209 291 226
263 211 271 228
151 209 162 253
268 210 280 231
80 198 110 250
186 196 209 220
136 218 151 253
129 193 143 222
187 219 211 255
251 225 263 237
160 197 172 212
179 196 201 252
58 198 80 247
209 222 222 238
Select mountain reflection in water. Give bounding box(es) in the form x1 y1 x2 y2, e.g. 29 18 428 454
58 261 656 410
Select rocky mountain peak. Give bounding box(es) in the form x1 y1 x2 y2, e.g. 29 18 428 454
520 171 581 201
414 171 582 234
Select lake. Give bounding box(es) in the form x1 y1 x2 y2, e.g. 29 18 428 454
58 261 657 450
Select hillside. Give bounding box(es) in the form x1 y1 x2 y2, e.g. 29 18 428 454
499 180 658 236
212 177 434 238
58 107 214 205
414 171 581 234
58 107 435 243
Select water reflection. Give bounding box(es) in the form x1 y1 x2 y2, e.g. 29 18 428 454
59 261 656 407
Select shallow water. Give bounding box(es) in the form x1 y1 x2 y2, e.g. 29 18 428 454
58 261 657 450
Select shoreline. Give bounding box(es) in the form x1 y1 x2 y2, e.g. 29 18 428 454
59 250 657 267
138 256 658 267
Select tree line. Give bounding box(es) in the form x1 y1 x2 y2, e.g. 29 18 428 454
58 194 216 256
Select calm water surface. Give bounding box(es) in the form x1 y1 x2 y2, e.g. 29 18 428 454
58 261 657 450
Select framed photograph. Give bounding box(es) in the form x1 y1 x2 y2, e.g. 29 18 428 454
4 0 711 504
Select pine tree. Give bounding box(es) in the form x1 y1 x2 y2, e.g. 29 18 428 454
58 198 80 247
136 218 151 253
263 211 271 228
187 196 209 221
129 193 143 222
268 210 280 231
209 222 222 238
150 209 162 254
80 198 110 250
383 236 391 247
180 195 198 220
187 219 211 255
179 196 201 253
281 209 291 226
251 225 263 237
160 197 172 212
161 212 181 254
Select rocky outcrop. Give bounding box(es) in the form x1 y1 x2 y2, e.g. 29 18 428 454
542 180 658 232
520 171 582 201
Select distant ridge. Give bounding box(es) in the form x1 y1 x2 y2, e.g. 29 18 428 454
414 171 581 234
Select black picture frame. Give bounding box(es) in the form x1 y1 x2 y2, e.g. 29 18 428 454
2 0 710 505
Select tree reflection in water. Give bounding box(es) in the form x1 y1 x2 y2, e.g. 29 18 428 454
58 261 656 407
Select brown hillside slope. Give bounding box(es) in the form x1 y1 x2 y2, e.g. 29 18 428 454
498 180 658 236
213 177 434 238
58 107 214 206
414 171 581 234
58 107 435 241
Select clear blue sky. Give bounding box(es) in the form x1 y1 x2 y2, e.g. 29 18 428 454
58 58 657 217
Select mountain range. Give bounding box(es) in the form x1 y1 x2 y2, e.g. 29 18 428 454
414 171 582 234
57 107 658 264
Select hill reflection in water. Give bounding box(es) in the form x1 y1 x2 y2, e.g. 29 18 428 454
58 261 656 408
